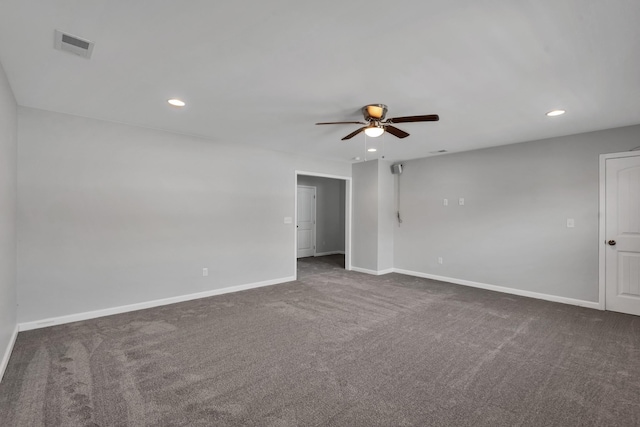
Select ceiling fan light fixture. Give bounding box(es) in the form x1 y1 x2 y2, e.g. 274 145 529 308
364 126 384 138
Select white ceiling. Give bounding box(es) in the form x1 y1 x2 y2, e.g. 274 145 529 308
1 0 639 162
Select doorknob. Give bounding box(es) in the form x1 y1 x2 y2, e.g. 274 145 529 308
608 240 616 246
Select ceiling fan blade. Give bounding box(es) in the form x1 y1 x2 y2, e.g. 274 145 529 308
341 127 367 140
388 114 439 124
316 121 366 125
384 125 410 139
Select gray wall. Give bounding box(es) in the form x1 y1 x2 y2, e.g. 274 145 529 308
352 160 379 271
394 125 640 302
0 61 17 371
339 182 345 252
352 159 395 272
297 175 345 254
377 160 394 271
17 108 350 322
10 102 640 328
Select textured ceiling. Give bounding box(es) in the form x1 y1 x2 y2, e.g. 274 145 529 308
1 0 639 162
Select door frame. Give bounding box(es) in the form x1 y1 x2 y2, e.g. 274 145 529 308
294 171 352 279
598 150 640 310
296 185 317 258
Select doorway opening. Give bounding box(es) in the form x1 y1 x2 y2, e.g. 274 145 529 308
295 171 351 279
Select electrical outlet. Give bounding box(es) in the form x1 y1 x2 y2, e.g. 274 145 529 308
438 257 443 265
443 198 448 206
202 268 208 277
459 198 465 206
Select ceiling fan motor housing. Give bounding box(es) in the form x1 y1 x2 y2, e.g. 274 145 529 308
363 104 388 121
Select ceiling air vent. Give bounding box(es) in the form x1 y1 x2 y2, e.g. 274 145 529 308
54 30 94 59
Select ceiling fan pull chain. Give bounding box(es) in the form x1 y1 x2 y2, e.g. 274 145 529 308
364 134 368 161
381 131 386 159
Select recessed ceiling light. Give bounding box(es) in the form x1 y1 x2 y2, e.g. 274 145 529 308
367 148 377 152
546 109 565 117
167 98 186 107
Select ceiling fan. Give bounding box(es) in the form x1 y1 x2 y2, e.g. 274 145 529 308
316 104 439 140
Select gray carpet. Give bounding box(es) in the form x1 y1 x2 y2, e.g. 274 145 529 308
1 255 639 426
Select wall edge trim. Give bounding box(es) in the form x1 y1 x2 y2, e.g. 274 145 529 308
0 325 19 383
18 276 296 332
351 266 394 276
393 268 601 310
314 251 346 257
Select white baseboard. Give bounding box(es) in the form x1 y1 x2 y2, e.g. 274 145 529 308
14 266 602 333
351 266 394 276
350 266 378 275
0 325 19 382
18 276 296 332
393 269 601 310
314 251 346 257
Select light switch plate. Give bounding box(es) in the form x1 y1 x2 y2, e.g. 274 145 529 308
284 217 292 224
567 218 575 228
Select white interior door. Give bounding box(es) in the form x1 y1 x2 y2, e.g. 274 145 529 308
297 185 316 258
605 154 640 316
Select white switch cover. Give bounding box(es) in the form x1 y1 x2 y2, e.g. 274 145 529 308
443 199 448 206
202 268 208 277
459 198 465 206
284 217 292 224
438 257 443 265
567 218 575 228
